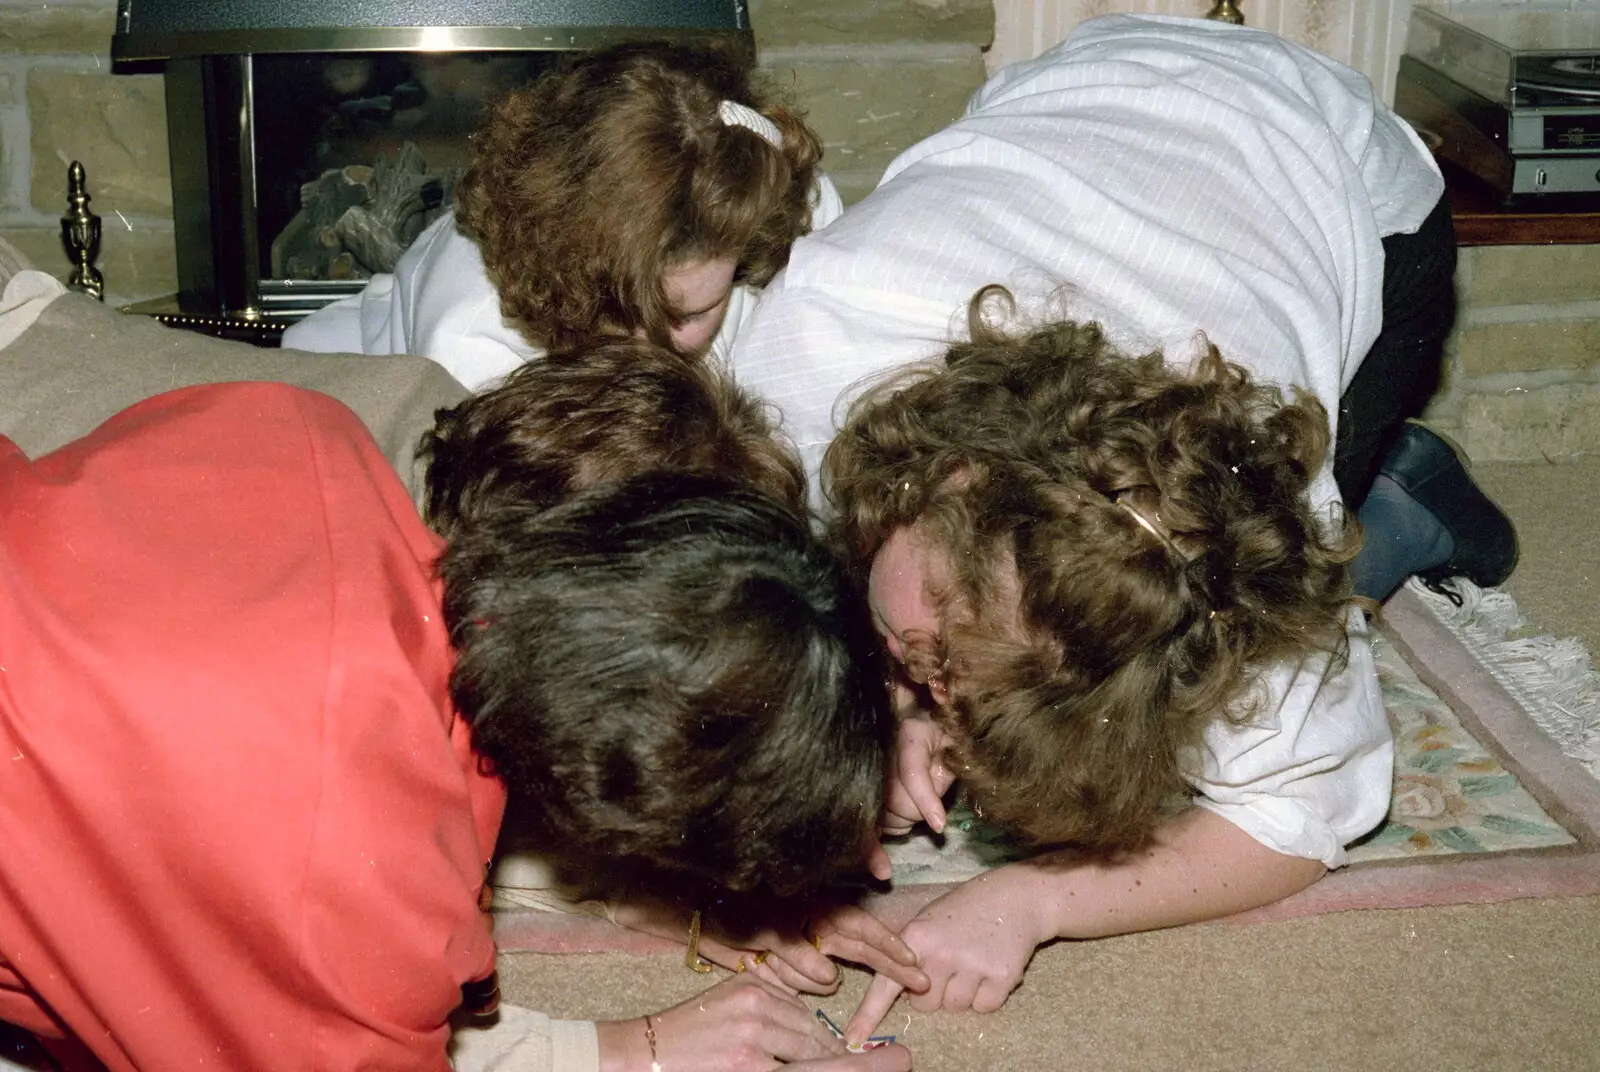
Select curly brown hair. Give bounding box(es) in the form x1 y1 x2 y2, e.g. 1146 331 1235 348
455 39 824 354
825 290 1359 856
418 336 805 536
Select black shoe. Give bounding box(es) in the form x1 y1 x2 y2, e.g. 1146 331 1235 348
1377 422 1519 589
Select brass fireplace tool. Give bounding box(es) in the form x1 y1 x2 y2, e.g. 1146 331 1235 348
62 160 104 301
1205 0 1245 24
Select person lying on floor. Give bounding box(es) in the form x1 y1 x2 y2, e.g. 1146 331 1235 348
0 269 915 1072
723 13 1519 1043
416 341 935 1008
282 38 842 391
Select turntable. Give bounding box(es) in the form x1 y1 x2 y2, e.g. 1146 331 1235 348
1396 7 1600 208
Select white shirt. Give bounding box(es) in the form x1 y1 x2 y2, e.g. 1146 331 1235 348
283 176 844 392
731 14 1442 509
730 13 1430 866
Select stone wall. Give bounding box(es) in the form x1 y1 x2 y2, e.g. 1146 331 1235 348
0 0 991 308
0 0 174 304
752 0 992 204
1424 244 1600 462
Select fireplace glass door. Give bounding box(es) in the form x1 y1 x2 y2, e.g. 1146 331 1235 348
251 51 559 318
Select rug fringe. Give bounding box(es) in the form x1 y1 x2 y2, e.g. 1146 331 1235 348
1406 578 1600 777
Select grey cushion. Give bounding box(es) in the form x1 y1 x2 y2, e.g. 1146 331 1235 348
0 290 469 504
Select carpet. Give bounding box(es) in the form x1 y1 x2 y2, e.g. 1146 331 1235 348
491 579 1600 954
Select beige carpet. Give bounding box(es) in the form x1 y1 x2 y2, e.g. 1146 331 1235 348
501 896 1600 1071
499 453 1600 1071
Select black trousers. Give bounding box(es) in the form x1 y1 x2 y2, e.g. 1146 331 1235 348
1332 193 1458 504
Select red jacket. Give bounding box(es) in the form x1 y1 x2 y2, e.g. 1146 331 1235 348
0 383 505 1070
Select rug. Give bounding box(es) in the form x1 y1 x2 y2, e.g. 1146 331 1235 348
491 578 1600 953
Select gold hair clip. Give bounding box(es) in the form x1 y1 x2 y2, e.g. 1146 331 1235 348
1114 497 1191 564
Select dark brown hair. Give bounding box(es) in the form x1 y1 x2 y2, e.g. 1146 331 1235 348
418 336 806 536
440 473 888 895
825 290 1358 855
455 39 823 354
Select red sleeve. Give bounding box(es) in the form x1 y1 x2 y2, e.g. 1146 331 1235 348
0 383 506 1071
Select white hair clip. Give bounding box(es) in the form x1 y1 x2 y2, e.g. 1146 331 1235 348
718 99 784 149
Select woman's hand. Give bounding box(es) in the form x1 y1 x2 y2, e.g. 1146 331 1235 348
697 899 928 998
881 712 956 837
597 973 845 1071
845 809 1331 1044
610 896 927 998
807 903 928 996
844 867 1049 1043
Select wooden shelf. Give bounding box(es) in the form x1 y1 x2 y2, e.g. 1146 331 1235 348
1443 162 1600 247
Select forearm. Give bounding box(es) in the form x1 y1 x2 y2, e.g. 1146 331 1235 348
607 894 691 946
452 1005 601 1072
992 806 1327 943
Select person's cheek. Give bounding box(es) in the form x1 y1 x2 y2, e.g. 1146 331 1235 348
682 305 732 355
669 322 700 354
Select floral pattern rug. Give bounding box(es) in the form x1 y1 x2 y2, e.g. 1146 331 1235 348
884 629 1578 886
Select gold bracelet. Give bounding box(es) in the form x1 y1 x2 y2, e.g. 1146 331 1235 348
644 1013 662 1072
685 909 714 974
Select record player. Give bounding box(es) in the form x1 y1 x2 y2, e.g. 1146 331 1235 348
1395 7 1600 208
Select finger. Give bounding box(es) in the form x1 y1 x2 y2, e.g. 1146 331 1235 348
866 838 894 882
878 804 919 837
688 931 751 974
817 921 928 995
881 766 929 830
905 973 947 1014
940 971 979 1013
899 753 947 834
730 947 818 996
878 798 922 834
763 953 835 996
877 813 914 838
763 935 839 990
856 1046 915 1072
790 1046 914 1072
749 957 798 994
971 974 1016 1014
824 909 920 968
830 949 927 996
843 973 904 1046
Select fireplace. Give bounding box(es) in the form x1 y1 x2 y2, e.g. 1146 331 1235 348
112 1 752 340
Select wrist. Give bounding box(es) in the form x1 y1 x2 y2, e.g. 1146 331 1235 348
985 861 1071 945
595 1017 654 1072
609 896 689 945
